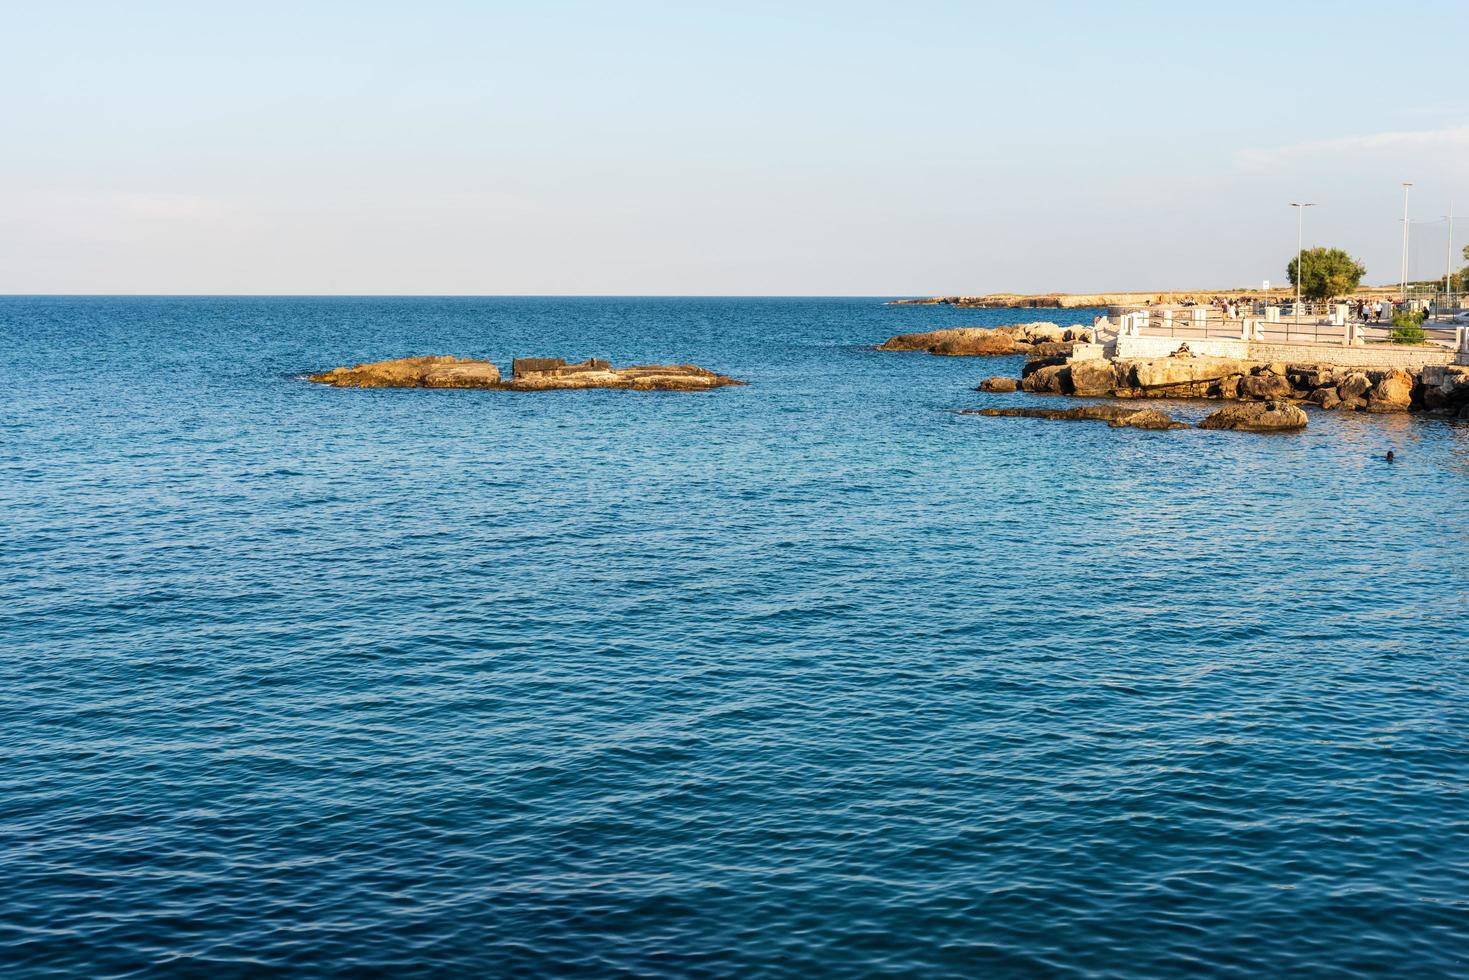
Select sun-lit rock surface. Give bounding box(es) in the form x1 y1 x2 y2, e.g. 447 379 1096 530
309 355 503 388
879 322 1094 357
309 356 742 391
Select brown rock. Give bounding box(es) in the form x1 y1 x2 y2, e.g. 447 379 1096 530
878 327 1024 356
422 362 507 388
310 356 740 391
977 376 1019 393
310 355 497 388
1337 373 1372 401
1020 363 1071 394
1198 400 1308 432
1308 387 1342 410
1067 358 1119 396
504 361 742 391
1365 370 1414 413
1130 356 1256 394
1240 372 1295 400
964 404 1182 428
1213 375 1243 400
1108 409 1187 430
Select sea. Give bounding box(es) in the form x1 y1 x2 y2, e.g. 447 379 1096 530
2 296 1466 977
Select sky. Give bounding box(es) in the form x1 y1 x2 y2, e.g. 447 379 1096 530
2 0 1467 295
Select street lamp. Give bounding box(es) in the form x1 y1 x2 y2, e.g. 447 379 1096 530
1290 202 1314 341
1400 182 1413 308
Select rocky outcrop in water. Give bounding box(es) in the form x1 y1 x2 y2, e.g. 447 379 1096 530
504 358 743 391
1198 401 1308 432
309 356 743 391
977 376 1019 392
309 355 504 388
964 404 1187 430
879 322 1095 357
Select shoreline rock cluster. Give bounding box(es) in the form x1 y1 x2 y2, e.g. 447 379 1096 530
965 400 1307 432
308 356 743 392
878 322 1095 357
1012 354 1450 414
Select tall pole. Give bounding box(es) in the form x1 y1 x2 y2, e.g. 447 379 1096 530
1401 182 1413 308
1446 200 1455 314
1290 202 1314 339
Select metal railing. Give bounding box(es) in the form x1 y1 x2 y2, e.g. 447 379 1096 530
1106 303 1460 347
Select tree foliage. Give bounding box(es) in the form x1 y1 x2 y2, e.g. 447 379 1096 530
1286 247 1367 299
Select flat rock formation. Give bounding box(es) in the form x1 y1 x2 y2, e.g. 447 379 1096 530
878 322 1095 357
309 355 503 388
963 404 1186 430
1198 401 1308 432
504 358 742 391
1019 353 1428 413
309 356 742 391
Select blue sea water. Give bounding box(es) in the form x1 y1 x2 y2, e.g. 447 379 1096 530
2 296 1467 978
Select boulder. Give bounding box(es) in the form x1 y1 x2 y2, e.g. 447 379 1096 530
1337 373 1372 401
977 376 1019 393
1308 387 1342 410
1240 372 1295 401
1365 370 1414 413
1021 363 1071 394
1067 358 1119 396
1021 354 1068 378
1198 400 1308 432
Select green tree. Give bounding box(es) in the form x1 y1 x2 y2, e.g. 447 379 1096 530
1286 247 1367 299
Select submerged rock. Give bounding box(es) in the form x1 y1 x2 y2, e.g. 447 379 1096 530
309 356 742 391
964 404 1186 429
1198 400 1308 432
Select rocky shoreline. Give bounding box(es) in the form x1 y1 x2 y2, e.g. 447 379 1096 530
878 322 1095 357
308 356 743 392
1005 352 1469 416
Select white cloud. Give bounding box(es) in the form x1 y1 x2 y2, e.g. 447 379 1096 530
1236 125 1469 169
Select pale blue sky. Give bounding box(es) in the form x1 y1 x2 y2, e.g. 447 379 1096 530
3 1 1466 294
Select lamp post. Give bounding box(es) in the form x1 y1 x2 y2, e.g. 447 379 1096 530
1445 200 1454 317
1400 182 1413 309
1290 202 1314 341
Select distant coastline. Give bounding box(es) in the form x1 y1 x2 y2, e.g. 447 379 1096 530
888 286 1409 309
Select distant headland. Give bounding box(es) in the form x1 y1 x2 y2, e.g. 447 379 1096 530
888 287 1407 309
